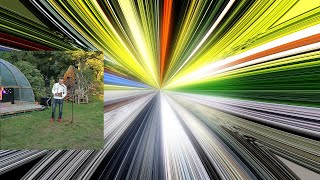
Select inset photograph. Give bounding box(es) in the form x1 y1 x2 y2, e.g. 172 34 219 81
0 51 104 149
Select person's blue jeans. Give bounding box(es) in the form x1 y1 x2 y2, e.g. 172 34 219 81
52 99 63 119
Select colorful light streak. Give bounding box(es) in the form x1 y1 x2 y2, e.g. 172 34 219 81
0 0 320 179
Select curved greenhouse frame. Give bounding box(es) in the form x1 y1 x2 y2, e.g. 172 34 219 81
0 58 35 103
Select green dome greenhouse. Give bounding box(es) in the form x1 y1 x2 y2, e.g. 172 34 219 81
0 58 35 103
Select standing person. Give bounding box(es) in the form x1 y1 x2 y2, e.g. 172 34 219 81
0 86 4 101
50 78 67 122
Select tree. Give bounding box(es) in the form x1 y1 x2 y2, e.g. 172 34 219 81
69 51 104 96
13 61 45 101
0 51 73 81
0 51 104 98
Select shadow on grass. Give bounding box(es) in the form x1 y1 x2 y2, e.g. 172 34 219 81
0 96 104 150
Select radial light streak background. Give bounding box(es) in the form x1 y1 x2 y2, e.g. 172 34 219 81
1 0 320 179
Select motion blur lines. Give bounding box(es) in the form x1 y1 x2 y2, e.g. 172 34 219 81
1 0 320 179
1 90 320 179
161 93 210 179
0 150 47 175
166 92 320 179
92 92 163 179
171 92 320 139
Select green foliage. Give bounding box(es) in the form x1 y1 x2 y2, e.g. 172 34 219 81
0 51 72 80
86 57 104 80
0 51 104 99
13 61 45 101
82 52 104 96
71 51 104 97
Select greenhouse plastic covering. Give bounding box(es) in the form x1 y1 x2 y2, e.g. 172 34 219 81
0 58 35 103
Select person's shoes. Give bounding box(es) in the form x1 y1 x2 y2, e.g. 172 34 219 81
50 118 54 122
58 118 62 123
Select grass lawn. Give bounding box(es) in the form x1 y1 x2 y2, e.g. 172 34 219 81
0 96 104 150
